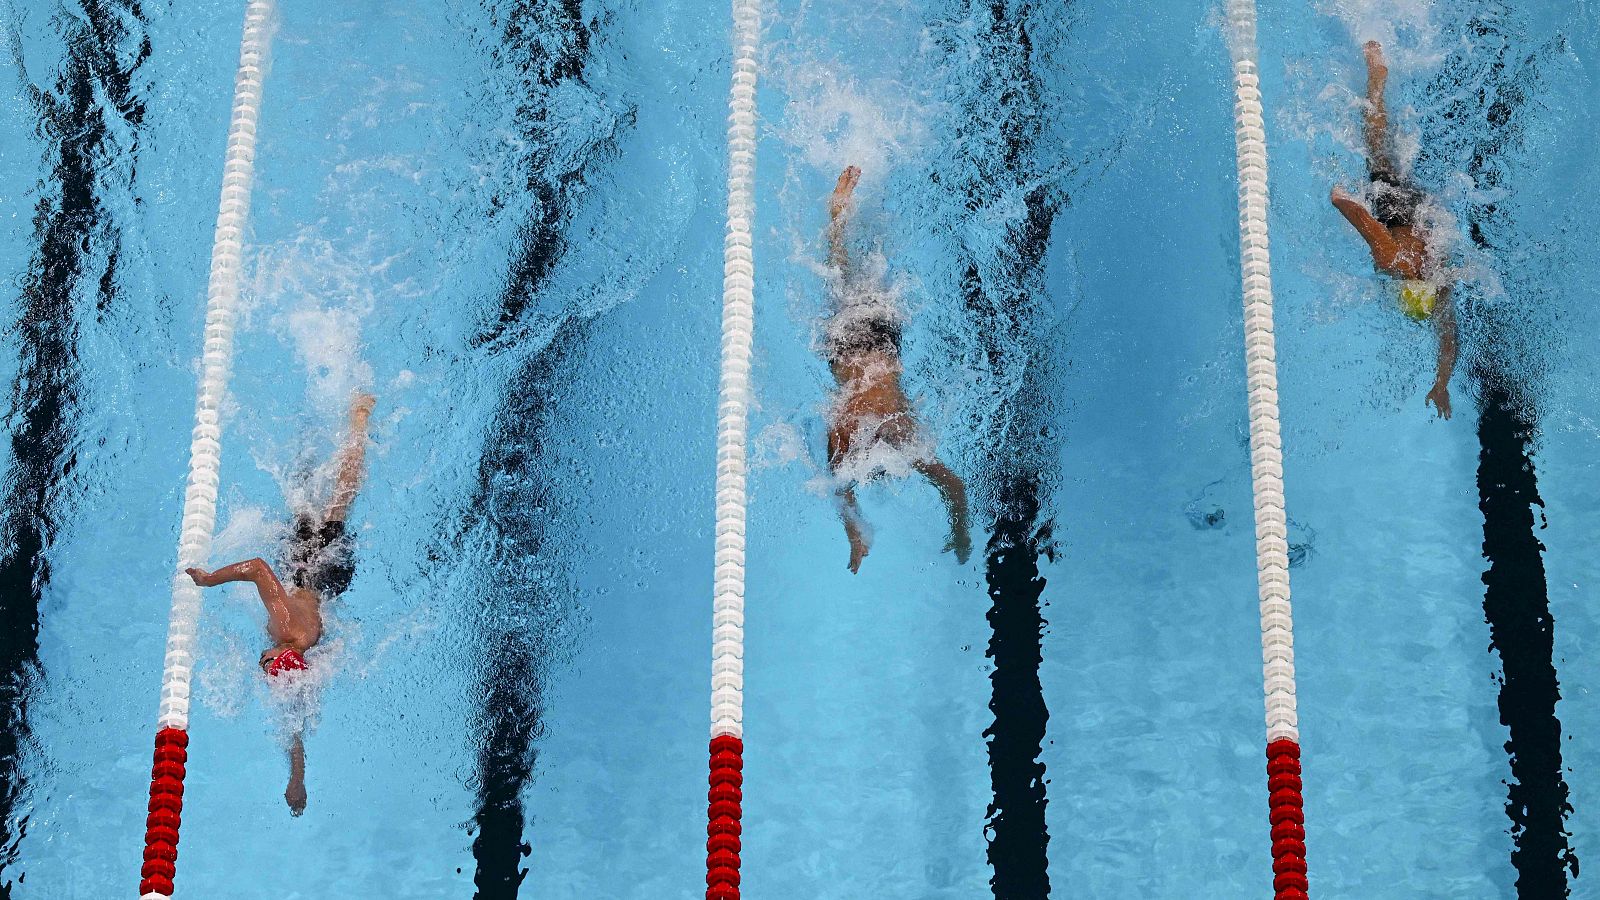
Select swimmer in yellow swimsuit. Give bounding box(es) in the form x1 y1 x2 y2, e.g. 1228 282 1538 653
187 392 375 814
825 166 970 572
1329 40 1458 419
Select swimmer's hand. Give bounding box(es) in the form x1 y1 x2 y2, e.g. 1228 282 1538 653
1364 40 1388 83
285 778 307 817
1427 383 1452 420
351 392 376 425
848 534 869 574
946 525 972 565
1330 185 1357 207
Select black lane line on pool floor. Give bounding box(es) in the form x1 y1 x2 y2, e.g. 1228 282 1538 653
938 2 1066 894
469 2 616 891
471 0 605 351
1475 368 1577 896
974 189 1059 899
1424 4 1578 893
0 1 148 890
469 319 590 899
983 477 1054 900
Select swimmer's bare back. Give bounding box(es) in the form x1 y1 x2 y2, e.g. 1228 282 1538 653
825 166 971 572
1329 41 1457 419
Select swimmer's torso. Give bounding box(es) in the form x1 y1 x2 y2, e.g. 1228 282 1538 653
829 350 919 457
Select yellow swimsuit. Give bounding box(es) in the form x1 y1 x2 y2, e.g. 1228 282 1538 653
1397 280 1439 321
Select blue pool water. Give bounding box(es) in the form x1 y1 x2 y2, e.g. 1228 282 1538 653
1 0 1599 897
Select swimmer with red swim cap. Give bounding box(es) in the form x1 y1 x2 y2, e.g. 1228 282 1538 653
187 392 375 815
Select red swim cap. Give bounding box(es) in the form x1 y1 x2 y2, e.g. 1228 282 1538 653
266 648 308 677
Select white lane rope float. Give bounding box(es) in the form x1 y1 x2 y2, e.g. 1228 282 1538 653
140 1 274 897
1224 2 1308 898
706 0 760 897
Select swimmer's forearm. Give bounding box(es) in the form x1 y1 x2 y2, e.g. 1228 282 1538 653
191 559 295 633
1331 194 1397 262
325 404 373 522
190 558 271 587
285 731 307 815
1433 295 1458 387
827 167 859 273
827 217 849 272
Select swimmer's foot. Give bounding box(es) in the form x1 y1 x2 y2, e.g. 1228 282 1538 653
185 567 215 587
830 165 861 220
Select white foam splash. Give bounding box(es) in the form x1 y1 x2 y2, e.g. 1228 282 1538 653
774 64 933 182
251 233 376 417
754 421 809 469
1317 0 1448 66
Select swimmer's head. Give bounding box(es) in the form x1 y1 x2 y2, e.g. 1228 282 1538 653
1397 280 1438 321
262 645 308 677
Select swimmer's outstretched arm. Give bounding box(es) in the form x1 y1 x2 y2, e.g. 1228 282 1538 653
828 166 861 274
285 729 307 816
324 393 376 524
1427 290 1457 419
915 459 972 564
1362 41 1392 170
188 559 294 632
1330 188 1401 271
839 485 870 573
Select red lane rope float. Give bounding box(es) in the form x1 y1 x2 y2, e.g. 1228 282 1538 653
707 735 744 900
139 728 189 897
1267 740 1308 900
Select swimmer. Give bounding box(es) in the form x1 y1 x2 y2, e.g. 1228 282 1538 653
1330 40 1458 419
824 165 970 572
186 392 375 814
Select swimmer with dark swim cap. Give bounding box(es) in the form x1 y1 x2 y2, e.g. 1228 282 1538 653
1330 40 1458 419
186 391 374 814
824 166 971 572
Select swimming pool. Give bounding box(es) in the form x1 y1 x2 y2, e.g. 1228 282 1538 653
1 0 1598 896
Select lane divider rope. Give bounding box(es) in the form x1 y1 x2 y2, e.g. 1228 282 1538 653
140 1 274 896
1223 2 1307 899
708 0 760 896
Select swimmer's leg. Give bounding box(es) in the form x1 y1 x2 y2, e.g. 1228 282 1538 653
1362 41 1394 171
324 393 376 524
915 459 972 564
